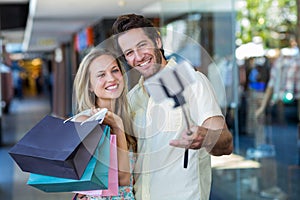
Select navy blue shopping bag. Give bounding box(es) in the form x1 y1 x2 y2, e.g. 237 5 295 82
9 115 106 180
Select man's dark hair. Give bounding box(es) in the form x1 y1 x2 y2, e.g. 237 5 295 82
111 13 166 60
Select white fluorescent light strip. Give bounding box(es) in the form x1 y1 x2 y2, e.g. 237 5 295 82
22 0 37 51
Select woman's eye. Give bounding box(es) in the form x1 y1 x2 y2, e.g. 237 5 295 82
97 73 105 78
112 69 120 73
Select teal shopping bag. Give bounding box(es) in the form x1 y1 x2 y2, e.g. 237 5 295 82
27 126 111 193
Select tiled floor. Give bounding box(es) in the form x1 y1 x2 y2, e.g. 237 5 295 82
1 95 299 200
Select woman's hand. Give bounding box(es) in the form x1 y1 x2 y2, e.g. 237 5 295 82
102 111 125 135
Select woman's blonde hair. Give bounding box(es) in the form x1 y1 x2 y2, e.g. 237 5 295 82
73 47 136 152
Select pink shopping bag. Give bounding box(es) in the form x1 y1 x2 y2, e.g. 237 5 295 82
73 135 118 196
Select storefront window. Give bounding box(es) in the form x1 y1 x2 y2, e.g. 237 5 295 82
159 0 299 199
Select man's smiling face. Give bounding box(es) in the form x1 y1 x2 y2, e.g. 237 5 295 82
118 28 165 79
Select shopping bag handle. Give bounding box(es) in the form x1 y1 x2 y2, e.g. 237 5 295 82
63 108 108 125
80 108 107 125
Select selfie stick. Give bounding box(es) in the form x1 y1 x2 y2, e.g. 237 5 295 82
159 70 192 168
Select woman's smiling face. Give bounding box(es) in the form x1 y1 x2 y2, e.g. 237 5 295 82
89 54 124 101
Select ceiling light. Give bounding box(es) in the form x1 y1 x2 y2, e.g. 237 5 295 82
118 0 126 7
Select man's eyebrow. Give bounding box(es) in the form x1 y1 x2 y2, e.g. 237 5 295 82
123 40 148 54
136 40 149 47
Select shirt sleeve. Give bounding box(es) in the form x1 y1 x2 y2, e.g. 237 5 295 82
187 71 223 126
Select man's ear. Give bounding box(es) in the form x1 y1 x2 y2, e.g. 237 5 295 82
155 37 162 49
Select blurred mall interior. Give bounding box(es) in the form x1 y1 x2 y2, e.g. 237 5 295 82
0 0 299 199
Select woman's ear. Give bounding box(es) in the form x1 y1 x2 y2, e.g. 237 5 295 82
89 88 94 95
89 83 94 93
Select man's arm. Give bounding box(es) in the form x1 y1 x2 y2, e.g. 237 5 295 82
202 116 233 156
170 116 233 156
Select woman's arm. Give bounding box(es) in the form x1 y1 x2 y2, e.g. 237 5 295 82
74 110 131 186
102 111 131 186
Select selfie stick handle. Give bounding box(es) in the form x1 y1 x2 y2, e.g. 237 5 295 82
159 70 192 168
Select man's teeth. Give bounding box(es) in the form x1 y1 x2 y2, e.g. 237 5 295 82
106 85 117 90
139 60 150 67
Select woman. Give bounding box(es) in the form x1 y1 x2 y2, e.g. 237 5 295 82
72 47 136 200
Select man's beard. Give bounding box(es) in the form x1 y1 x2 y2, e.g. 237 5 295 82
143 48 163 79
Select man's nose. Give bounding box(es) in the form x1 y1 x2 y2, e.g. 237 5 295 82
134 49 144 61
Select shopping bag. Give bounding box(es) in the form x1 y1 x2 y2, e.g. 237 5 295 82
27 127 111 192
73 135 118 196
9 115 106 180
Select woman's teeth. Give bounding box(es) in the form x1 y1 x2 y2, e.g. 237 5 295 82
106 85 117 90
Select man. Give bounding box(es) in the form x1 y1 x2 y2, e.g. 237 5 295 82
112 14 233 200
